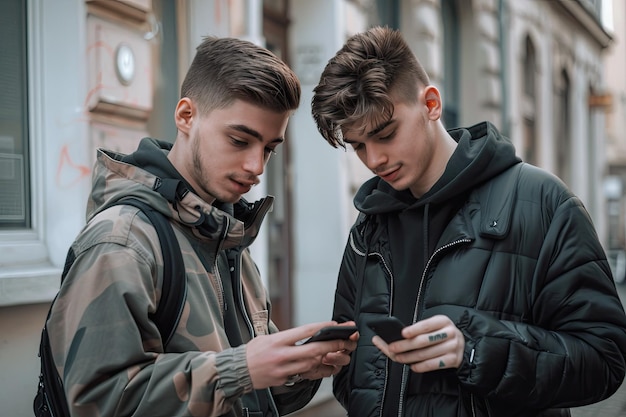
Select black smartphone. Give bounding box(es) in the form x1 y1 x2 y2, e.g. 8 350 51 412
366 316 406 343
298 325 358 345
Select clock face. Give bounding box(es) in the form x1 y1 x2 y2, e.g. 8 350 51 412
115 43 135 85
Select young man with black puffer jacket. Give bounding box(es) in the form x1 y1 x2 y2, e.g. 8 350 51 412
311 26 626 417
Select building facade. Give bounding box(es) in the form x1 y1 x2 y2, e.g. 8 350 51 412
0 0 614 415
604 0 626 283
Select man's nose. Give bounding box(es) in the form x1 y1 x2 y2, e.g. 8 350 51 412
365 144 386 171
243 147 266 175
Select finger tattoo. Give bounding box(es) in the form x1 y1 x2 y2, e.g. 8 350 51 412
428 332 448 342
439 360 446 368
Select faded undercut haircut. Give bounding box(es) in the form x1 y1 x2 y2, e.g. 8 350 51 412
311 26 430 148
181 36 301 114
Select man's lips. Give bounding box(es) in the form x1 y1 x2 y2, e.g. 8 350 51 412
377 167 400 182
231 178 259 193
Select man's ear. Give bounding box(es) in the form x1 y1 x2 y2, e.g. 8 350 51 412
174 97 194 135
423 86 442 120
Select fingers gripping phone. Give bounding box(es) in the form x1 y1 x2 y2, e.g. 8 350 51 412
366 316 406 343
297 325 358 345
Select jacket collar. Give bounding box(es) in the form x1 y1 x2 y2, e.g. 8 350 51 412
92 148 273 251
434 162 524 249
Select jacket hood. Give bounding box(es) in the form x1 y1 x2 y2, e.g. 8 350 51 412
354 121 521 215
86 137 273 249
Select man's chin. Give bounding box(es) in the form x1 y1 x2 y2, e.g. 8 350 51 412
217 193 242 204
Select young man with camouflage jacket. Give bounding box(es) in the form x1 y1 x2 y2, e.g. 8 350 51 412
45 36 357 417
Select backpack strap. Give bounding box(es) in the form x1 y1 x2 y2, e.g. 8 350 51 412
111 198 187 346
34 198 187 417
35 299 70 417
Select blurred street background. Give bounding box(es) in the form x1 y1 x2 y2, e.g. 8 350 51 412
5 1 626 416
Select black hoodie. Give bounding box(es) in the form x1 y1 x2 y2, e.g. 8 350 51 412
353 122 521 416
354 122 520 319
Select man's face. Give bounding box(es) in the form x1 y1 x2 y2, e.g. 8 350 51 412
342 94 441 198
184 100 290 203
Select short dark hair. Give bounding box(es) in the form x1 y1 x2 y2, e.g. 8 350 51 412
312 26 430 148
181 36 301 114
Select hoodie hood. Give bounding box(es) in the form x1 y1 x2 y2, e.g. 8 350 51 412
354 121 521 215
86 137 273 250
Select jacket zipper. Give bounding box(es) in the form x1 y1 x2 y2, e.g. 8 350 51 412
397 238 472 417
234 251 280 417
213 266 226 315
213 216 231 316
471 394 476 417
411 238 472 324
358 251 395 417
353 235 475 416
351 233 399 417
240 200 280 415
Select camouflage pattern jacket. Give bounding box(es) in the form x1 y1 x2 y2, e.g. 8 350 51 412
47 142 319 417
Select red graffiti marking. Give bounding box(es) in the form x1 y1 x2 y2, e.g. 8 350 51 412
56 145 91 188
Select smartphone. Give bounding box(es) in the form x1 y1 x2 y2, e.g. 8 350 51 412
297 325 358 345
366 316 406 343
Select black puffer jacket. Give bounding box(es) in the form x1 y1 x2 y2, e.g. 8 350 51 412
332 122 626 417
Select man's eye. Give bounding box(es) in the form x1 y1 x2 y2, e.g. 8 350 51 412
265 147 277 156
379 132 395 141
350 143 364 151
231 137 247 147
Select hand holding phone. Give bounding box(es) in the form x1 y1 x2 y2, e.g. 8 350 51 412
366 316 406 343
297 325 358 345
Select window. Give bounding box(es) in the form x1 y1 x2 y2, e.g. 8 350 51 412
1 0 68 306
522 36 538 165
586 84 597 217
555 69 571 185
263 2 294 330
442 0 460 129
581 0 602 18
376 0 399 29
263 0 286 15
0 0 30 229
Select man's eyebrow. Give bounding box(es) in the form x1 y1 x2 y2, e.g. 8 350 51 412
228 124 284 143
344 119 395 143
367 119 394 137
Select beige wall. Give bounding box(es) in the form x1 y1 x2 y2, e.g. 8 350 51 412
0 1 181 415
0 303 51 415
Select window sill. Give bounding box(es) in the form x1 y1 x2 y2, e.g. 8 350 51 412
0 264 61 306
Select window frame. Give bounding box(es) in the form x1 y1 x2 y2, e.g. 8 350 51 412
555 68 572 185
0 0 73 306
442 0 460 129
521 35 538 165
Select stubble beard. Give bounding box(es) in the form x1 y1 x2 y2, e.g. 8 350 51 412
190 132 221 203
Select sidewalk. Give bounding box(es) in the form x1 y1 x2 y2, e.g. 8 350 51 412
571 379 626 417
291 398 345 417
290 379 346 417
